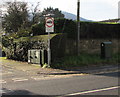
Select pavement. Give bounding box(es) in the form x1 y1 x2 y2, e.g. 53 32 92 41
0 58 119 76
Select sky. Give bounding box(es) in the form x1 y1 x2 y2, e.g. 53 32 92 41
1 0 120 21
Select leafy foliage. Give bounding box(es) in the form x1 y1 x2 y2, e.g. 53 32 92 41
42 7 64 18
40 7 64 22
3 36 46 61
31 23 45 36
28 2 41 25
2 2 29 33
2 2 41 34
54 18 77 39
2 36 11 48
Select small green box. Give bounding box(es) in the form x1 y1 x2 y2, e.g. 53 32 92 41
101 42 112 59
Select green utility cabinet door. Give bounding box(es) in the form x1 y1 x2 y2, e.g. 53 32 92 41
28 50 37 64
41 50 46 65
31 50 36 63
28 50 31 63
101 42 112 59
32 50 36 64
34 50 40 64
28 50 34 63
32 49 40 64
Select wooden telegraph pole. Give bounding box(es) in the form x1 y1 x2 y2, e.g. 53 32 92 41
77 0 80 55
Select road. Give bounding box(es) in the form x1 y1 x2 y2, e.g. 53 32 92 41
1 65 119 97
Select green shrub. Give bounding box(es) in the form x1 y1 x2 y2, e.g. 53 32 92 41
2 36 11 47
55 19 77 39
31 23 45 36
16 29 30 38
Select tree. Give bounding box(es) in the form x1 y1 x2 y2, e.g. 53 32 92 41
29 2 41 25
2 2 29 33
40 7 64 22
2 2 41 33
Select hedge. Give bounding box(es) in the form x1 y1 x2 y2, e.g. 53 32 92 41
31 18 120 39
3 34 66 62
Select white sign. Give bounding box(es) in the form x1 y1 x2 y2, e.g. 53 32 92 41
45 17 54 32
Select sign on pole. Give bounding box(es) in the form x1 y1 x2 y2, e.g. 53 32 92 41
45 17 54 32
45 17 54 67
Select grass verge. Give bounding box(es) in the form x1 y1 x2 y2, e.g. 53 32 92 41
52 53 120 69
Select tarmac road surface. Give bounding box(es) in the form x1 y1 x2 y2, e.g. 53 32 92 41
2 71 119 96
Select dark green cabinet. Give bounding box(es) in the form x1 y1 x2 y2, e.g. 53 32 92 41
101 42 112 59
28 49 48 66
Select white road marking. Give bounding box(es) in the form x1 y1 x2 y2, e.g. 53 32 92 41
31 76 56 80
65 86 120 96
0 80 6 84
12 78 28 82
31 77 43 80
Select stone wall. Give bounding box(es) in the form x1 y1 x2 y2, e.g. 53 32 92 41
65 39 119 55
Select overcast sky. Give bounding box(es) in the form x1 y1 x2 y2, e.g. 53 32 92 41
1 0 120 21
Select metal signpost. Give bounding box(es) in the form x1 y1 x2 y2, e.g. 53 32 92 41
45 17 54 67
